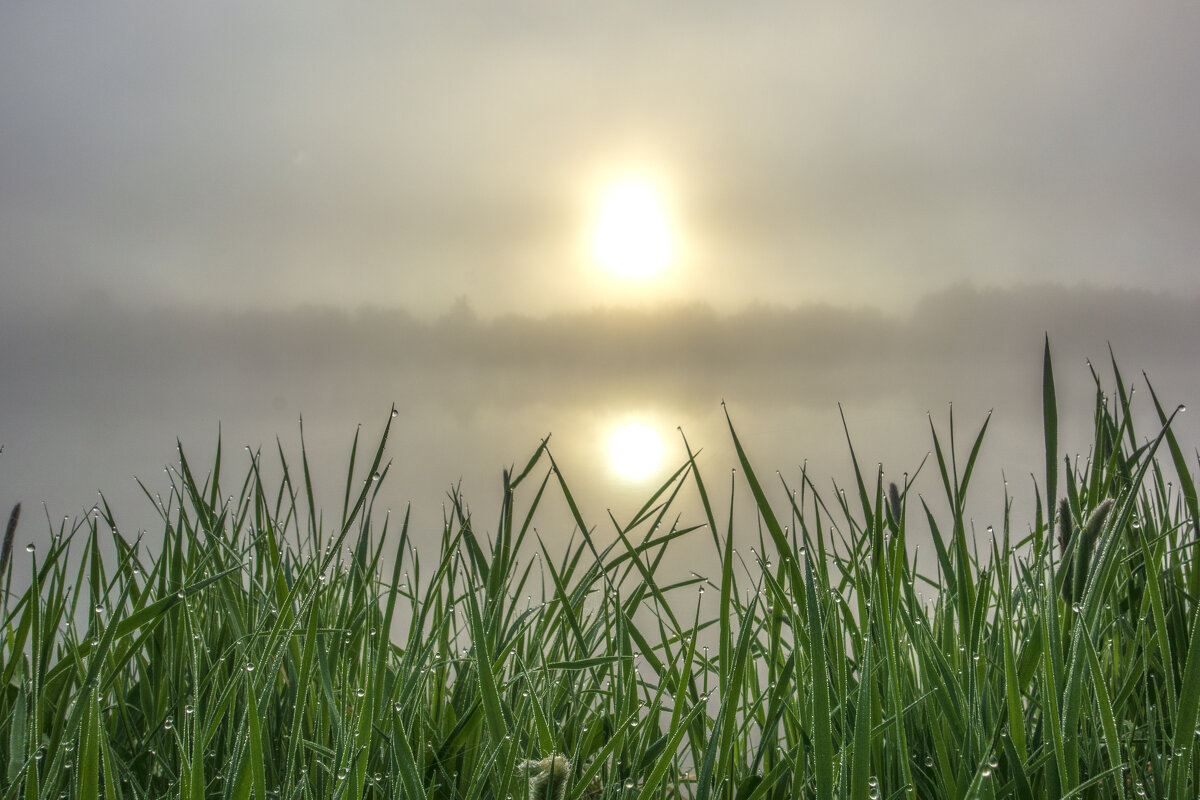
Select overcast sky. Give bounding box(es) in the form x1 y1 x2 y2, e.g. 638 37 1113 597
2 4 1199 562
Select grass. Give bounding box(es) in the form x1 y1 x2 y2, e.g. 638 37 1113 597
2 340 1199 800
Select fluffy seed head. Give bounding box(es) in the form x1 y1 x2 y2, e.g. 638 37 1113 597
523 755 571 800
887 482 902 526
1057 498 1072 552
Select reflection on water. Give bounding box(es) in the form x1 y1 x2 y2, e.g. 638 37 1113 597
1 308 1198 590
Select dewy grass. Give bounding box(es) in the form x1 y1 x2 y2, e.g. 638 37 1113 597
2 344 1199 800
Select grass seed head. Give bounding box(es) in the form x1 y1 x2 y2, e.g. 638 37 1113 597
522 755 571 800
1081 498 1114 544
887 482 902 527
1057 497 1072 553
0 503 19 578
1071 497 1115 604
1058 497 1075 603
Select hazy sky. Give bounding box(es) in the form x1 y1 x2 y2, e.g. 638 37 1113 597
4 3 1200 315
2 4 1199 560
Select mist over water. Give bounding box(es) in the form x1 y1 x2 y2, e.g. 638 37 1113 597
2 284 1198 588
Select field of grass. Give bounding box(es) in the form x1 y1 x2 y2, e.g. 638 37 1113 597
2 341 1199 800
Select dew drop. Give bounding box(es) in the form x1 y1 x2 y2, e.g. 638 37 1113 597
25 543 34 553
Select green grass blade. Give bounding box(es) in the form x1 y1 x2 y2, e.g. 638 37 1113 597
804 553 834 800
1044 334 1059 543
465 575 508 743
1170 585 1200 800
850 605 873 800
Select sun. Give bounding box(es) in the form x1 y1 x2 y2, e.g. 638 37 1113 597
592 179 672 277
608 422 665 481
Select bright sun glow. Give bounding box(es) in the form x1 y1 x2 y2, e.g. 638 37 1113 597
592 179 672 277
609 423 664 481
